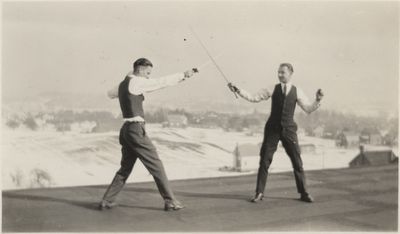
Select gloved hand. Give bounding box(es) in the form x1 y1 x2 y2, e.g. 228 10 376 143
316 89 324 101
228 83 239 93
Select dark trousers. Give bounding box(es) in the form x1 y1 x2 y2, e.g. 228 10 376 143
256 124 308 195
102 122 175 202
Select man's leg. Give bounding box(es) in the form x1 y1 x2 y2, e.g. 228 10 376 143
101 146 137 203
101 125 137 206
137 144 175 201
255 128 281 195
280 128 311 201
124 124 176 201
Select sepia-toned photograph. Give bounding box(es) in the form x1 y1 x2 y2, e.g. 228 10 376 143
1 0 398 232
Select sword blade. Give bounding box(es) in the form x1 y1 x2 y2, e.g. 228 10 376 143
189 27 230 83
189 26 238 98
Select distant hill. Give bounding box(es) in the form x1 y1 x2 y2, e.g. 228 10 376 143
2 124 361 190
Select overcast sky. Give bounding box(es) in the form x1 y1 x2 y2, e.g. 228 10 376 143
2 1 399 114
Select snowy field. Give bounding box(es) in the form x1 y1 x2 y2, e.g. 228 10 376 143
2 124 394 190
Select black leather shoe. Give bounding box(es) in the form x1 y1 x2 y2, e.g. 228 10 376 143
300 193 314 203
98 200 118 210
164 200 185 211
250 193 264 203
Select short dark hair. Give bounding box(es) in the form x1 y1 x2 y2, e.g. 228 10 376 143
279 63 294 73
133 58 153 71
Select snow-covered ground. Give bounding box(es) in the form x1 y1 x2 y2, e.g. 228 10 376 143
2 124 396 190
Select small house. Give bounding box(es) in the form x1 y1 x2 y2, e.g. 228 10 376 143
336 132 360 148
162 114 188 128
349 145 398 167
233 143 262 171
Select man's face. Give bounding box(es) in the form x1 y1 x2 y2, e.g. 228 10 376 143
137 66 153 78
278 66 292 83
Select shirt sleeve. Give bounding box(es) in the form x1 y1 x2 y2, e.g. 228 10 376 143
129 73 185 95
107 85 119 99
237 87 271 103
297 87 321 114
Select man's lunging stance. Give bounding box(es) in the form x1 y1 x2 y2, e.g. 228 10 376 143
228 63 323 203
100 58 197 211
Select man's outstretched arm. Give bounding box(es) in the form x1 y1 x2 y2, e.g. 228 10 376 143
297 88 324 114
130 69 197 95
228 83 271 103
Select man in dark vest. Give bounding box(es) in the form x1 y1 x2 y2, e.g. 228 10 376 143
99 58 197 211
228 63 324 203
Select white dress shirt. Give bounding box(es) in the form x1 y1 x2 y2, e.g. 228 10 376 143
107 72 186 121
237 82 321 114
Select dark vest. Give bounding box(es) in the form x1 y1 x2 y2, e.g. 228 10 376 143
118 76 145 118
266 84 297 128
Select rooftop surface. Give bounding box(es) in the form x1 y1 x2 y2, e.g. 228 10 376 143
2 164 398 232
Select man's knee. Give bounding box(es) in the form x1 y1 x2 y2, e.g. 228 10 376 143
150 161 166 176
141 156 166 175
259 155 273 169
116 167 132 180
292 163 304 173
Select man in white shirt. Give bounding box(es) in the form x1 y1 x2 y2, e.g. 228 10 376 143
228 63 324 203
100 58 197 211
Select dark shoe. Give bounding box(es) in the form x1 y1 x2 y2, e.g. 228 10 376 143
250 193 264 203
164 200 185 211
300 193 314 203
98 200 118 210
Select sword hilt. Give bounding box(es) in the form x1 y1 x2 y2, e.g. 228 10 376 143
227 82 239 99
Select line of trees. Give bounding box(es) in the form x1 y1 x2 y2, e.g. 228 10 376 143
3 108 398 142
296 110 398 138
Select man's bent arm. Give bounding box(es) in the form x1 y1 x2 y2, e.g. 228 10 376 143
297 88 321 114
237 88 271 103
130 73 185 95
107 85 119 99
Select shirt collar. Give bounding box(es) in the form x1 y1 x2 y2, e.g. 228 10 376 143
280 82 292 95
280 82 292 89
